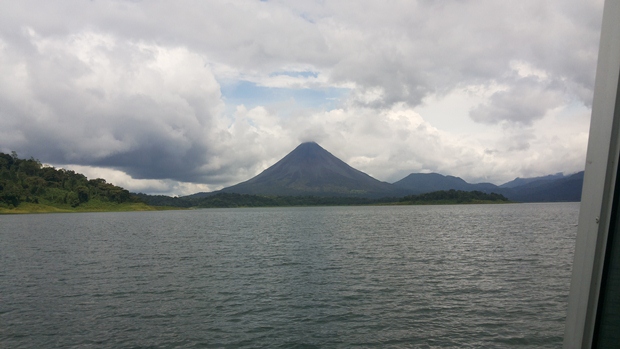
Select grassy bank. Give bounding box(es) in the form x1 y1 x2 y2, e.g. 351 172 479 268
0 201 180 214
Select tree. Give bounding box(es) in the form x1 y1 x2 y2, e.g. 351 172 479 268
0 182 21 207
77 186 89 203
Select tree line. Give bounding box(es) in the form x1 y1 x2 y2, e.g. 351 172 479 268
399 189 509 204
0 152 141 209
136 190 509 208
135 192 382 208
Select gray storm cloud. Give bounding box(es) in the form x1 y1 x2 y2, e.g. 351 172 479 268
0 0 603 193
0 30 225 183
469 79 566 125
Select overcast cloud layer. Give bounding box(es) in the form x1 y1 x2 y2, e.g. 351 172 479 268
0 0 603 195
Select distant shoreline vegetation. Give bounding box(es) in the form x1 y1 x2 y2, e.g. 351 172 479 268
0 152 510 214
136 190 510 209
0 152 155 214
397 190 510 205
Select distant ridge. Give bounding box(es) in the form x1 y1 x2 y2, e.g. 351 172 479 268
501 171 584 202
391 171 584 202
499 173 566 188
198 142 401 198
184 142 584 202
392 173 496 195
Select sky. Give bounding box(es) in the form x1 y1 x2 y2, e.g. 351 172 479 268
0 0 604 196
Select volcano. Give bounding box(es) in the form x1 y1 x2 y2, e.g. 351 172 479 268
217 142 400 198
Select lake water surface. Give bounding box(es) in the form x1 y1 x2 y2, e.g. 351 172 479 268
0 203 578 348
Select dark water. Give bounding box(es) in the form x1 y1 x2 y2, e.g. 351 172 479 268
0 203 578 348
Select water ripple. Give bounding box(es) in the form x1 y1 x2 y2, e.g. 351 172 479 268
0 203 578 348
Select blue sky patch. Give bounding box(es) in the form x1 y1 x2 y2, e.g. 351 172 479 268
269 70 319 78
220 80 348 115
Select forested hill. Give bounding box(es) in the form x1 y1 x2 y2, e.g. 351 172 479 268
0 152 143 211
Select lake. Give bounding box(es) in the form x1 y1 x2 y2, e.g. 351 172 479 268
0 203 579 348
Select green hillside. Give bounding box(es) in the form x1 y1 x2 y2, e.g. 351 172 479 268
0 152 155 213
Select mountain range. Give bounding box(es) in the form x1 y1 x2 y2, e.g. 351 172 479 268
188 142 583 202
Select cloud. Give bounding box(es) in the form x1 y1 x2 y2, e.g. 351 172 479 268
0 0 602 194
59 164 214 196
469 78 565 125
269 101 589 185
2 0 602 109
302 0 601 109
0 29 225 183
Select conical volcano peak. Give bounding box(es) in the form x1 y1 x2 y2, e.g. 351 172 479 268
288 141 330 159
218 142 400 197
293 141 323 153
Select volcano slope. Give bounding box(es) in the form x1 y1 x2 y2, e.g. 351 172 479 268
217 142 400 198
